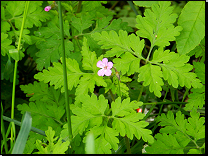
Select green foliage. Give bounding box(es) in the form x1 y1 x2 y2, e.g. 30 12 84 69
34 19 73 70
92 30 145 58
34 126 70 154
17 81 66 153
2 1 205 154
1 33 15 56
61 94 153 154
145 110 205 154
176 1 205 55
34 38 107 103
184 61 205 111
136 1 182 48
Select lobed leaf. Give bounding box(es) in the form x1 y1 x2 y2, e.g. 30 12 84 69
136 1 182 48
92 30 144 58
138 63 164 97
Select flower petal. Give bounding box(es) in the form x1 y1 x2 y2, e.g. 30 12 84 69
98 69 105 76
107 62 113 69
102 58 108 65
97 60 105 68
104 69 112 76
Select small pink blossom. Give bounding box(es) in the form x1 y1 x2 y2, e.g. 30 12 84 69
97 58 113 76
44 6 51 12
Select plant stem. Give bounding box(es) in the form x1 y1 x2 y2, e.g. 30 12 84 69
10 1 30 147
142 104 155 121
58 1 73 147
127 1 139 15
76 1 82 13
125 135 131 154
137 85 144 102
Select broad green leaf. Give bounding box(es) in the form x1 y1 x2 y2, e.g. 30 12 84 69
138 63 164 97
176 1 205 55
136 1 182 48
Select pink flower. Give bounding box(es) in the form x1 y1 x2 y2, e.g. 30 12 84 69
44 6 51 12
97 58 113 76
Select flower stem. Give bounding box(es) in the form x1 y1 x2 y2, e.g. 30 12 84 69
58 1 73 147
10 1 30 148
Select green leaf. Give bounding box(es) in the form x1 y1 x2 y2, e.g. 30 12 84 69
193 61 205 84
71 94 107 137
133 1 159 7
1 32 15 56
92 30 145 58
20 81 66 106
12 112 32 154
111 97 154 144
176 1 205 55
145 132 190 154
151 48 203 89
34 57 83 92
111 97 142 117
136 1 182 48
138 63 164 97
186 109 205 141
81 37 97 71
71 12 94 34
35 127 70 154
84 126 119 153
13 1 53 29
156 110 205 148
9 49 25 61
113 52 141 76
85 132 95 154
184 86 205 111
188 37 205 59
35 20 74 70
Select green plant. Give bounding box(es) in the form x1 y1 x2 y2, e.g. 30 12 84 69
1 1 205 154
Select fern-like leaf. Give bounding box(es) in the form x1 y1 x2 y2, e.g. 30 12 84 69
138 63 164 97
146 110 205 154
91 30 145 58
136 1 182 48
